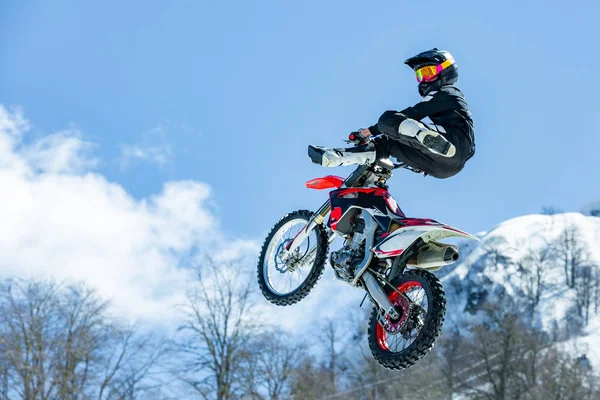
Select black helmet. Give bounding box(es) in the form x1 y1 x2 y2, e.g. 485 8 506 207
404 48 458 96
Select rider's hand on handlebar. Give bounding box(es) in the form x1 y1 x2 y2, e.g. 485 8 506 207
359 128 372 139
347 128 372 145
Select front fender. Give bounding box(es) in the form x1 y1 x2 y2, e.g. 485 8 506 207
372 220 479 259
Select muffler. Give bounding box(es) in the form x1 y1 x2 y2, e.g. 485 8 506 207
408 243 459 270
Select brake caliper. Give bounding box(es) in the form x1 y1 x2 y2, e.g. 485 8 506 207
379 295 410 334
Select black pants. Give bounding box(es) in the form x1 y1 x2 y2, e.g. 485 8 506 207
370 131 469 179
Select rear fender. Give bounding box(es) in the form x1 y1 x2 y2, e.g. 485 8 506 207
373 223 479 259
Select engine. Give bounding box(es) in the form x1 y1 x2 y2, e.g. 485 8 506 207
330 248 362 281
330 218 366 281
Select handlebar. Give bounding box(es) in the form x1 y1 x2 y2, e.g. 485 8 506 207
345 131 369 146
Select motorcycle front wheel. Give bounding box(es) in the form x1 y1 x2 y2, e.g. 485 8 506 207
257 210 329 306
367 268 446 370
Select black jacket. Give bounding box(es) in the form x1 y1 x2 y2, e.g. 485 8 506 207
370 85 475 160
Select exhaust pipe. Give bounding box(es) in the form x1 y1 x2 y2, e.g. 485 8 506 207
409 244 459 270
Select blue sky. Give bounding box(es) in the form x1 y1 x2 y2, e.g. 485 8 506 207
2 0 599 242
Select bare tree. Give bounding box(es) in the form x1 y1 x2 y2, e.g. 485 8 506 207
237 329 303 400
282 307 600 400
574 265 598 326
594 266 600 315
289 355 333 400
437 329 468 398
0 278 166 400
550 225 599 325
463 239 513 315
541 206 561 215
482 240 513 273
333 310 388 400
175 258 258 400
461 301 536 400
552 225 591 288
316 307 448 400
314 318 348 394
533 347 600 400
516 242 552 319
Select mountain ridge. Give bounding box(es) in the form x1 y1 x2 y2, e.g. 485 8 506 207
442 212 600 367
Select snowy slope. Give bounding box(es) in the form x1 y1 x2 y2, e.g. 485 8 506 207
442 212 600 367
581 199 600 217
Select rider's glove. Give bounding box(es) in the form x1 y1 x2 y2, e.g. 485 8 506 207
347 130 368 146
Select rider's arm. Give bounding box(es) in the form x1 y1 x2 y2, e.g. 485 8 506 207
372 90 456 138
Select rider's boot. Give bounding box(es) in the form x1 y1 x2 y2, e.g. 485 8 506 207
308 144 376 167
399 119 456 158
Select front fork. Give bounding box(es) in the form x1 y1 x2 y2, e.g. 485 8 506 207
280 200 331 261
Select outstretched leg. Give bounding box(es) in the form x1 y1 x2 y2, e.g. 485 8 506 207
308 144 376 167
307 123 465 179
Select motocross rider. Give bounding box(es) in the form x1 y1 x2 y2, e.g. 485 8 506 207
308 48 475 179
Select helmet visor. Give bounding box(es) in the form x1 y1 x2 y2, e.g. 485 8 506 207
415 57 455 83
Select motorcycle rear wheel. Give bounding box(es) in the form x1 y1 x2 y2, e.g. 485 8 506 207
257 210 329 306
367 268 446 370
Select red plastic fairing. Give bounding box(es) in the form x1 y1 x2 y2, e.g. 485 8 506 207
329 207 343 230
331 187 405 218
306 175 345 190
334 187 388 197
384 195 404 217
373 248 404 257
398 218 442 227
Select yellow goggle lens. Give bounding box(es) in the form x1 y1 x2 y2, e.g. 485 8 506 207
416 65 439 81
415 57 455 82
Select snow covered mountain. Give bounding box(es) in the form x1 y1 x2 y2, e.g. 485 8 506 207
442 212 600 367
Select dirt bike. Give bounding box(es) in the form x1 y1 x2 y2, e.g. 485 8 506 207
256 135 478 370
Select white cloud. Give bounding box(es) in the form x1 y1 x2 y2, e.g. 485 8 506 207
120 143 172 168
0 105 255 326
0 105 29 139
0 104 363 333
23 129 99 173
119 125 173 169
0 106 30 173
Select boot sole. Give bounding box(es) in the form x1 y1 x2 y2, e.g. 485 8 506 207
308 145 325 165
420 133 456 158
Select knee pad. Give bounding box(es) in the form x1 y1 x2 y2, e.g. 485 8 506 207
398 119 427 137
